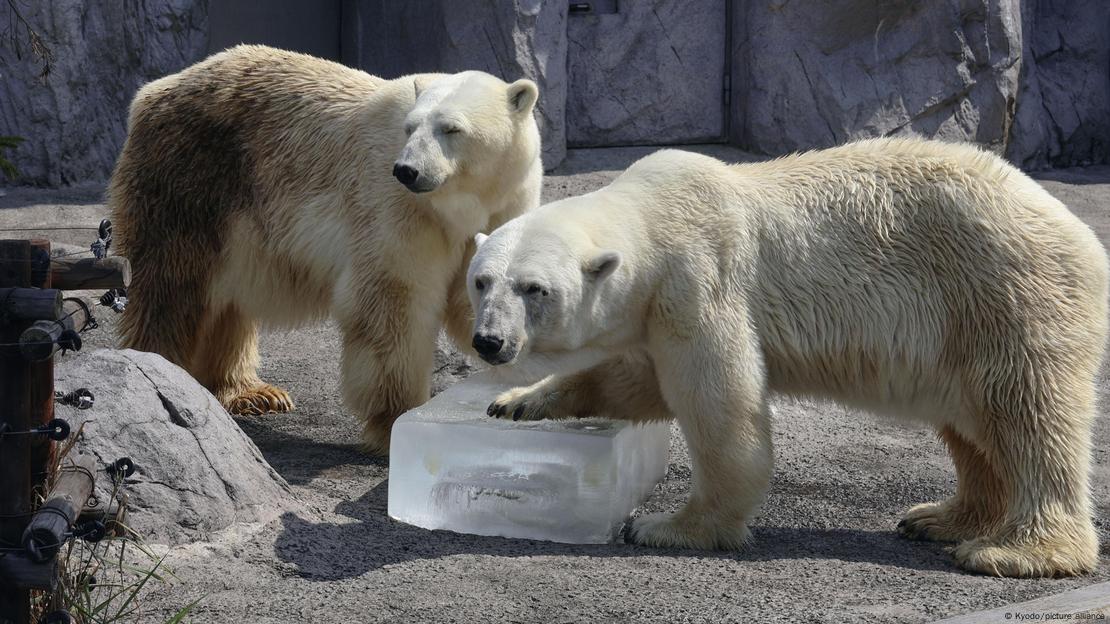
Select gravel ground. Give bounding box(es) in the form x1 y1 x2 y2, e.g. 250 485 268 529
2 147 1109 623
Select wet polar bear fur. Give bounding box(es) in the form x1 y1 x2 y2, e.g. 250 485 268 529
468 138 1108 577
110 45 542 453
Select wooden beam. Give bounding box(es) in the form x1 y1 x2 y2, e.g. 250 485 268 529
22 454 96 563
51 255 131 290
0 288 62 321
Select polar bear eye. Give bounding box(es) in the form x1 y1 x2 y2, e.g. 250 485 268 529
525 284 548 297
440 125 462 135
403 124 415 136
474 278 487 291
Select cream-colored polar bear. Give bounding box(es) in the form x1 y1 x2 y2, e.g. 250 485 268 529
111 45 542 453
467 138 1108 578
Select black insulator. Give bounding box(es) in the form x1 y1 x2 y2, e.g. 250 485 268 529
57 329 82 354
37 418 70 441
108 456 136 480
57 388 94 410
77 520 106 543
40 610 75 624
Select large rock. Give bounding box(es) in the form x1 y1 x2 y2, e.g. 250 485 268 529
0 0 208 186
342 0 569 170
56 349 299 545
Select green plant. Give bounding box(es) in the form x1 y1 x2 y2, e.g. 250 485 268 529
0 135 23 180
44 531 204 624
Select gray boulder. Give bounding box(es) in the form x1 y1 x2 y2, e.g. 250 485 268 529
56 349 300 545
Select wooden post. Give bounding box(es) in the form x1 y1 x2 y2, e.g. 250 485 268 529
22 454 96 563
27 240 56 516
0 239 55 624
0 240 34 624
0 555 57 591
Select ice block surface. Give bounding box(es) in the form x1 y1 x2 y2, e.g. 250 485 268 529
388 371 670 543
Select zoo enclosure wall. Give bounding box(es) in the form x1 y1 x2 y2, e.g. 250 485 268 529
0 0 1107 186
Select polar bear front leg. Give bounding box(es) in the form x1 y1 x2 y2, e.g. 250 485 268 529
629 314 772 550
336 273 441 455
487 351 670 422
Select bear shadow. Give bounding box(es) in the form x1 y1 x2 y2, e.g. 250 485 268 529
272 479 963 582
234 419 388 486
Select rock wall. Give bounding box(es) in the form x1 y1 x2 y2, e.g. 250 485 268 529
565 0 727 146
0 0 209 186
1 0 1106 186
1007 0 1110 168
731 0 1109 168
732 0 1024 156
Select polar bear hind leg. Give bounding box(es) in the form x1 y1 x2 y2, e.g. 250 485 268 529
192 305 294 415
949 363 1098 577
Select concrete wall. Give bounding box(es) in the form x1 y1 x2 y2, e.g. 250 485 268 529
208 0 341 61
1 0 1106 186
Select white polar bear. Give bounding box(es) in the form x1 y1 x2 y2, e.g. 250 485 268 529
466 138 1108 578
112 45 542 453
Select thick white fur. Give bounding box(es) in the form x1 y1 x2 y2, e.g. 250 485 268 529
112 46 541 453
470 138 1108 578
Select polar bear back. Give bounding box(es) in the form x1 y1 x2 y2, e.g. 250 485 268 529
606 140 1109 417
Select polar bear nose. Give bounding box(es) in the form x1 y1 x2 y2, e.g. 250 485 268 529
393 163 419 186
472 333 504 358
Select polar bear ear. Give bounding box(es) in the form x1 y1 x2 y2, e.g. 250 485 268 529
508 79 539 115
413 76 430 100
584 250 621 281
474 233 489 248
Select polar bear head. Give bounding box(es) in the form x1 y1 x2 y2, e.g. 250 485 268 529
466 208 623 367
393 71 540 195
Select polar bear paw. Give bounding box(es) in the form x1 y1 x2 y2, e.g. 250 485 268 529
897 500 985 543
487 383 562 422
225 383 295 416
627 512 751 550
953 533 1098 578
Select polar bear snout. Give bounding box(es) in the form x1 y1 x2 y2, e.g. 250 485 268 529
472 333 508 363
392 161 436 193
392 162 419 186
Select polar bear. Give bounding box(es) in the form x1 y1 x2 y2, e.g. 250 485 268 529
110 45 542 453
467 138 1108 578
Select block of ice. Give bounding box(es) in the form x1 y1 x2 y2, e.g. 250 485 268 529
388 371 670 544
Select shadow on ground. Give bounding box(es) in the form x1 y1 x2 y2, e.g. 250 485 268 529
272 479 960 582
235 419 386 486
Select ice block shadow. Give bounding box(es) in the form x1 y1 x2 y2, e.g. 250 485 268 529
272 480 960 581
